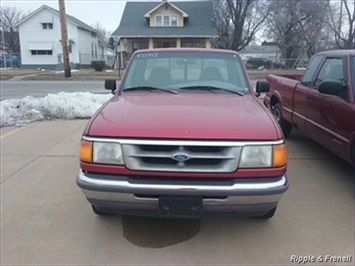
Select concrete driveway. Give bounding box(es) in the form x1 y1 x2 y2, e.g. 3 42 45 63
1 120 354 265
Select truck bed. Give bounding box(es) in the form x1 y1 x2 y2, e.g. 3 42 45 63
265 74 300 124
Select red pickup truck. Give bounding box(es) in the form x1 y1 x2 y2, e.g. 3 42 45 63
259 49 354 165
77 48 288 219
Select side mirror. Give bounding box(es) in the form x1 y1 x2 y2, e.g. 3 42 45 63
255 80 270 97
104 79 117 93
319 80 347 98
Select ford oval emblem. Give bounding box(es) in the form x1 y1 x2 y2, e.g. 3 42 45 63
172 153 191 162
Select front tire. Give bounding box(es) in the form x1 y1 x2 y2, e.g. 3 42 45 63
273 103 292 138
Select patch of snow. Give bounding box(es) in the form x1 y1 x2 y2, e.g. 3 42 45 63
105 70 114 73
55 69 79 74
0 92 112 127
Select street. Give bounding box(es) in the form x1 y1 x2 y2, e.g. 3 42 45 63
0 80 107 100
0 80 260 100
1 120 354 265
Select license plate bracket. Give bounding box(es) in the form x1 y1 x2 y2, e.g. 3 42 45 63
159 196 203 218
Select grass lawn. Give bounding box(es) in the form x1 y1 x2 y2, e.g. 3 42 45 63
1 68 123 81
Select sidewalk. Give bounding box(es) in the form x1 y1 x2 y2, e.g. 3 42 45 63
1 120 87 183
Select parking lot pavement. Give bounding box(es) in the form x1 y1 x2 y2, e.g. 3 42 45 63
1 120 354 265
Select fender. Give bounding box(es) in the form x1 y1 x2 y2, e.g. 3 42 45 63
269 91 293 124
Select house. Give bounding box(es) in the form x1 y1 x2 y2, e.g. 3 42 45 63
239 42 282 62
112 0 218 66
15 5 106 69
239 42 309 69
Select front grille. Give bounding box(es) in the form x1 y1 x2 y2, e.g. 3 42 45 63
122 142 241 173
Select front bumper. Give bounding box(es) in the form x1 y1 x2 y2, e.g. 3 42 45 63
77 170 288 217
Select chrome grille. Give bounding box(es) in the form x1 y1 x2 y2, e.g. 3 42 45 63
122 143 241 172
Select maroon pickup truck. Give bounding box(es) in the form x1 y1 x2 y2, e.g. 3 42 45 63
77 48 288 219
259 50 354 164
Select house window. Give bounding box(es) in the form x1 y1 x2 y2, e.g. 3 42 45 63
155 15 178 27
69 44 72 53
132 41 149 52
95 43 97 58
163 15 170 26
91 43 94 57
181 39 205 48
42 23 53 30
171 15 177 26
154 40 175 48
31 50 53 55
156 15 162 26
91 32 97 38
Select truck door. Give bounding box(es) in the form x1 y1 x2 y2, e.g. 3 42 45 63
292 55 324 130
305 56 352 159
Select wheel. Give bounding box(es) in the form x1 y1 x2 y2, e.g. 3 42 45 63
273 103 292 138
91 205 114 216
255 206 277 219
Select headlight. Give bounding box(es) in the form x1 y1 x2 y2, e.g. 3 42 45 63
239 144 287 168
80 140 124 165
239 145 272 168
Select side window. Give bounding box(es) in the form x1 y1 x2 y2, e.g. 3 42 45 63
301 55 324 86
314 57 345 88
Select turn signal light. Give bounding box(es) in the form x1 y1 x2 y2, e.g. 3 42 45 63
80 140 93 163
273 144 287 167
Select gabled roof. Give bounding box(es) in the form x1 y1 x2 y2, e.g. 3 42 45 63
112 1 217 38
15 4 97 33
144 1 188 18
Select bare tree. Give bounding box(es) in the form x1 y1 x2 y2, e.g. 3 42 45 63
91 22 111 47
213 0 270 51
327 0 354 49
295 0 333 57
0 6 25 53
265 0 332 61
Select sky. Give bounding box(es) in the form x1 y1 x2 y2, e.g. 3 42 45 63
1 0 162 33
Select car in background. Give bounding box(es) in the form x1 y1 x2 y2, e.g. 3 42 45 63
0 54 21 68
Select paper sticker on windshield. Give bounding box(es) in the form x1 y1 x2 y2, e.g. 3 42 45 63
136 53 158 59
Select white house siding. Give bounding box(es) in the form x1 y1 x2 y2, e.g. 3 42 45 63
67 24 79 64
150 5 184 27
77 29 100 66
239 45 282 61
19 9 61 67
18 7 100 68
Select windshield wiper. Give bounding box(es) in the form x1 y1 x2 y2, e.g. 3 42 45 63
179 86 244 96
123 86 178 94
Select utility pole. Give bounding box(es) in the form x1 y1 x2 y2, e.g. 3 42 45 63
58 0 71 78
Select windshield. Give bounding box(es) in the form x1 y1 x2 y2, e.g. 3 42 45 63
122 51 249 94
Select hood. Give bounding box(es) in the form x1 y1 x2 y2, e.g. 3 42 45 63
88 92 281 140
